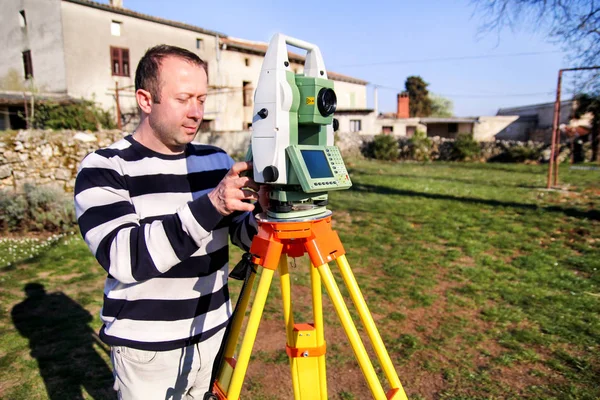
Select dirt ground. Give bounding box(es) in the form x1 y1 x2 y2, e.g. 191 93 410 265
239 271 565 399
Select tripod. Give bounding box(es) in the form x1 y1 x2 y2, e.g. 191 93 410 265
210 211 408 399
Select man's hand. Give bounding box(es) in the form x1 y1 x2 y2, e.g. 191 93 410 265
208 161 261 216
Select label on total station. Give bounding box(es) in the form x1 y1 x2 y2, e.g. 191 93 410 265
306 97 315 105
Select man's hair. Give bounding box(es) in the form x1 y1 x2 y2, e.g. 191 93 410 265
135 44 208 103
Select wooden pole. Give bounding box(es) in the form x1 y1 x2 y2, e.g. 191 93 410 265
23 93 29 129
115 81 122 130
547 66 600 188
547 70 562 189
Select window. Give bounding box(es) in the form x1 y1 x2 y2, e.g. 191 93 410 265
111 20 122 36
243 81 252 107
244 58 250 67
448 123 458 134
111 47 130 77
382 126 393 134
350 119 362 132
19 10 27 28
196 38 203 50
22 50 33 79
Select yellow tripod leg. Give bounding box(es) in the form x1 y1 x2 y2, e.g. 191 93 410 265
336 255 408 400
226 265 276 400
223 272 257 360
281 257 328 399
215 269 258 396
284 259 328 400
279 254 294 347
317 261 388 399
310 261 328 399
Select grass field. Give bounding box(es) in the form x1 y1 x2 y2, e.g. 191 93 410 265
0 160 598 399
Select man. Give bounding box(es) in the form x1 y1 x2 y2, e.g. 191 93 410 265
74 45 266 399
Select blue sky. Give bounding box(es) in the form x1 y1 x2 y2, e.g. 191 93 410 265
101 0 573 116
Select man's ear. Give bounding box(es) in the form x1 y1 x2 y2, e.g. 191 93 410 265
136 89 153 114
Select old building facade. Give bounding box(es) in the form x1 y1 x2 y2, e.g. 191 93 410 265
0 0 369 132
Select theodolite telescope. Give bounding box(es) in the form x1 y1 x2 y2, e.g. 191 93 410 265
248 33 352 219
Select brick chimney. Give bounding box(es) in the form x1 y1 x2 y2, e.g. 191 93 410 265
110 0 123 7
397 92 409 119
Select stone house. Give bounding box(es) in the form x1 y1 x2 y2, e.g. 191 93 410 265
496 100 592 143
0 0 369 132
369 93 519 142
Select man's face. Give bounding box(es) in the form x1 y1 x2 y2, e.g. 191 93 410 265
148 56 208 151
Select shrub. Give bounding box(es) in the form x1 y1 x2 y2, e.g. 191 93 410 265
32 100 116 131
488 143 544 163
451 132 480 161
506 145 542 163
0 184 77 233
0 190 27 231
370 134 399 161
408 130 432 161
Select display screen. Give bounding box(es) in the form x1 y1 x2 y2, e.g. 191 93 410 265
301 150 334 179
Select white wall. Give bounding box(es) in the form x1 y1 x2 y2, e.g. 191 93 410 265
334 80 367 109
335 113 376 135
497 101 573 128
209 49 267 131
375 117 423 136
0 0 67 93
60 1 220 120
476 116 521 141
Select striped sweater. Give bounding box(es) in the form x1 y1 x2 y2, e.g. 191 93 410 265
74 135 257 351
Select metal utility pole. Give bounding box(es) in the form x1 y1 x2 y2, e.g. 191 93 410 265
547 66 600 189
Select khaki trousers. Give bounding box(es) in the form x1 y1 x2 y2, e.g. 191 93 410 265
110 330 224 400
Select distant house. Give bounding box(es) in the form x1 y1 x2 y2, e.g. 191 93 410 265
368 93 520 142
351 95 591 144
496 100 591 143
0 0 368 131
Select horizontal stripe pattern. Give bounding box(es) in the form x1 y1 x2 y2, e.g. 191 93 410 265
99 316 230 351
100 300 231 342
102 283 229 321
103 266 227 301
74 135 257 350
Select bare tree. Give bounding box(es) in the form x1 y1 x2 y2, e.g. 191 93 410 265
472 0 600 72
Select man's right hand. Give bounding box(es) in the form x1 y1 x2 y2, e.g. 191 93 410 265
208 162 261 216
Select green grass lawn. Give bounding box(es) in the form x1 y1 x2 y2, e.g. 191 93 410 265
1 160 598 399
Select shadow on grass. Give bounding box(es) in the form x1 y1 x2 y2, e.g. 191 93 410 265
350 183 600 221
11 283 114 400
431 162 548 174
351 171 542 189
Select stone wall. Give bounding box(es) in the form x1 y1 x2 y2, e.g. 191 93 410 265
0 130 368 193
1 129 579 193
0 130 127 192
360 135 578 163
